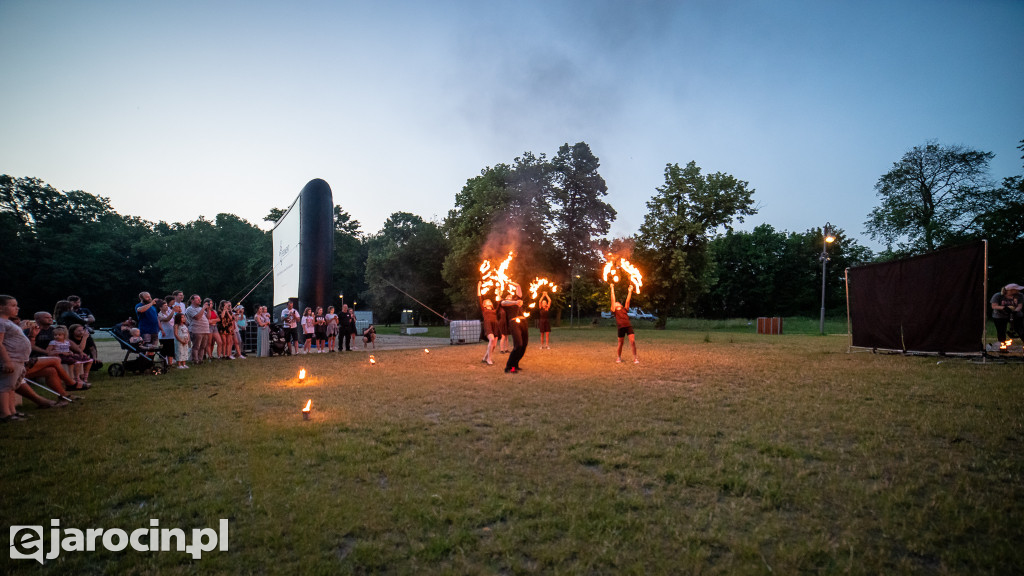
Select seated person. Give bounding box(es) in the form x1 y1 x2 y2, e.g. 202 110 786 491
30 311 56 355
129 327 160 355
362 324 376 349
67 295 96 333
46 325 93 385
15 379 69 408
21 320 84 394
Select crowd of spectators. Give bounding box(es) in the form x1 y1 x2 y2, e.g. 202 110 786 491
1 289 381 422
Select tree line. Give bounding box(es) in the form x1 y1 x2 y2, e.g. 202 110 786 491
3 139 1021 326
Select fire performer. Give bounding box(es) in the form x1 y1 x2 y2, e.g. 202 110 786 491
610 283 639 364
537 290 552 349
502 282 528 373
477 281 500 365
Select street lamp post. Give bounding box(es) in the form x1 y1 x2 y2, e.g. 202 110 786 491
819 223 836 335
570 270 577 328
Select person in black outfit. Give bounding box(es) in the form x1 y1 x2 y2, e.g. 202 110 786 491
502 283 527 373
338 304 356 351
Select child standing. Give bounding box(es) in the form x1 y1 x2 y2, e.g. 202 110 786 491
325 306 339 352
301 307 315 354
173 312 191 369
314 307 327 353
0 295 32 421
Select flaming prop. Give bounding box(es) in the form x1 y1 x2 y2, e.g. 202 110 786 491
479 251 515 298
524 277 559 317
302 399 312 420
602 255 643 293
298 368 307 382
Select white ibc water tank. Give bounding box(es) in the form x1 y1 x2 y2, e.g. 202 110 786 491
449 320 481 344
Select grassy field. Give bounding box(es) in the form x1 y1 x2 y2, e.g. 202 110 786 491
3 325 1022 574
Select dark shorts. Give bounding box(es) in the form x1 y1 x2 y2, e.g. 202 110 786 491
617 326 635 338
161 338 176 357
284 326 299 343
538 319 551 333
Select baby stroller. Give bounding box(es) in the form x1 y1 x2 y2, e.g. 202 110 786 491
268 323 290 356
103 325 169 377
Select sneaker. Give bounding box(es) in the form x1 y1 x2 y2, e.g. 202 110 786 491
616 358 622 363
238 355 246 359
633 358 640 364
177 365 187 369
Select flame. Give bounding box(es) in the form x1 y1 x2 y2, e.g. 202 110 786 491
528 277 558 299
424 348 430 354
602 260 616 283
302 399 312 412
1001 339 1012 350
602 254 643 293
619 258 643 293
479 251 515 298
369 355 376 365
298 368 306 380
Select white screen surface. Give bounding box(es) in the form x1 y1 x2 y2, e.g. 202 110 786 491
272 197 301 307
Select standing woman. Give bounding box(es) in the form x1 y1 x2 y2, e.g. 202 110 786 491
206 299 222 359
477 281 499 365
255 306 271 357
537 290 552 350
234 305 248 359
218 301 239 359
325 306 339 352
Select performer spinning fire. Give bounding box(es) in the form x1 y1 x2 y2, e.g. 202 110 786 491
610 283 639 364
537 290 552 349
502 282 528 373
477 281 500 365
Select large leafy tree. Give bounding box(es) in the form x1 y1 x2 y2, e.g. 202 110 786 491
699 224 786 319
979 138 1024 290
332 205 368 312
1 175 155 322
865 140 1002 254
550 142 616 275
365 212 449 325
635 161 757 326
441 154 559 317
698 225 873 319
141 213 271 309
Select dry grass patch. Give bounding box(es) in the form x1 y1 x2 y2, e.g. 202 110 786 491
3 329 1022 574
